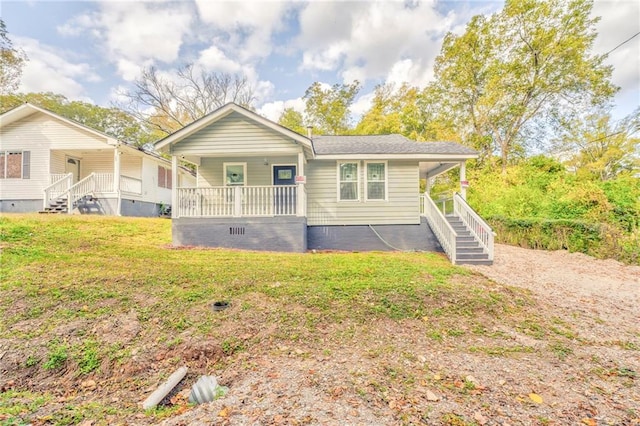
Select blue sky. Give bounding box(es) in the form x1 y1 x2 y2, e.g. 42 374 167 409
3 0 639 123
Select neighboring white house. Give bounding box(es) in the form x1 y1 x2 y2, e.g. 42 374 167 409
154 103 494 264
0 103 195 216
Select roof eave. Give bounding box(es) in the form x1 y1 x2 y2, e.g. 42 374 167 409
313 153 478 160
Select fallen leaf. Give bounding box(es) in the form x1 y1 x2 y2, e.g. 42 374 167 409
581 419 596 426
474 411 488 425
218 406 232 418
426 390 439 402
529 393 543 404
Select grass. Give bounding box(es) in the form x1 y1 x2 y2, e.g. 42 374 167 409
0 214 617 425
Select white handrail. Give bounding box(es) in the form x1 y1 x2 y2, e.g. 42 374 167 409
43 173 72 209
176 185 298 218
453 193 494 261
93 173 114 192
422 194 458 264
67 173 98 213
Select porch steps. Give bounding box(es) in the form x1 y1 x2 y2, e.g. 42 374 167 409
39 198 68 214
446 215 493 265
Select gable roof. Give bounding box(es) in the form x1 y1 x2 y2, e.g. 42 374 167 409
154 102 314 154
312 134 477 159
0 102 190 171
0 102 118 145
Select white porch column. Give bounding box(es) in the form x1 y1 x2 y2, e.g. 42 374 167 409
297 151 306 217
459 161 467 200
114 148 122 216
171 156 178 218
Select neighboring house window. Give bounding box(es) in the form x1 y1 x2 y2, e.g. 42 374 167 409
338 161 359 201
0 151 30 179
224 163 246 186
365 161 387 201
158 165 172 189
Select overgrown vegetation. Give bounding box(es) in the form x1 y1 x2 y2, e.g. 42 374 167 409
466 156 640 264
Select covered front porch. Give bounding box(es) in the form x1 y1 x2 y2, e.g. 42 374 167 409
43 147 143 214
171 152 308 219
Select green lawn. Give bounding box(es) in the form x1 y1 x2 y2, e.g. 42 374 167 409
1 214 624 425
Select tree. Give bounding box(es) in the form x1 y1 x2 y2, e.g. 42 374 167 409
303 81 360 135
0 19 27 95
1 92 152 146
552 108 640 181
433 0 617 173
356 83 460 142
118 64 255 136
278 108 306 135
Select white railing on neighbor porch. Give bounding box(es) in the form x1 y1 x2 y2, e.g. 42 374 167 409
120 175 142 194
43 173 73 209
421 194 458 264
453 193 495 261
177 185 299 218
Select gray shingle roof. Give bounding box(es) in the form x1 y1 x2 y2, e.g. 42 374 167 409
312 134 477 156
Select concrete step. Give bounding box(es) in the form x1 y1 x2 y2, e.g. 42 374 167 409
456 259 493 266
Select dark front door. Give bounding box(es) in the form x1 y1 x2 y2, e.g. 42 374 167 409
273 165 296 215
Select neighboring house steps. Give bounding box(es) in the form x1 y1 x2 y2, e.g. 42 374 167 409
445 215 493 265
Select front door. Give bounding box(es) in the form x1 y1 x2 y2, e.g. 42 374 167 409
273 165 296 215
65 157 80 183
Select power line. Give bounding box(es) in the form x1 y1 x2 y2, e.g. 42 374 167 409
604 31 640 56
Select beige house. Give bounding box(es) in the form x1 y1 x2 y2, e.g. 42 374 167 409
155 103 494 264
0 103 195 216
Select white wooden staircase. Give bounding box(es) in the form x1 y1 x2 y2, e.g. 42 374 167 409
422 193 494 265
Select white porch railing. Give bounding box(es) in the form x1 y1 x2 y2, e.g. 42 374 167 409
453 193 495 262
421 194 458 264
120 175 142 195
177 185 299 218
43 173 73 209
93 173 114 192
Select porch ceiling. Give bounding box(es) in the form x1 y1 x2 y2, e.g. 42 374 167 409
419 161 461 179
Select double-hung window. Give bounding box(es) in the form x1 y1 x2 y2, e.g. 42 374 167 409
365 161 387 201
158 165 172 188
224 163 246 186
338 161 359 201
0 151 30 179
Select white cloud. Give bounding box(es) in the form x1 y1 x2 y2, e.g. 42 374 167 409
350 92 375 118
194 1 292 60
15 37 98 101
592 0 640 118
59 1 193 80
295 1 457 87
258 98 305 122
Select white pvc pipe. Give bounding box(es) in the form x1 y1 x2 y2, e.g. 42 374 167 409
142 366 188 410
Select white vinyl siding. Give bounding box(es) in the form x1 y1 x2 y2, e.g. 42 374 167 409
306 159 420 226
170 112 303 156
197 156 297 187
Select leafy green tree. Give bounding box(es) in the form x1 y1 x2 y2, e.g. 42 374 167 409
553 108 640 181
0 19 27 95
356 83 460 142
1 92 152 146
278 107 306 135
304 81 360 135
433 0 617 173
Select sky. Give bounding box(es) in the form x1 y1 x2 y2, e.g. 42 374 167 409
2 0 639 124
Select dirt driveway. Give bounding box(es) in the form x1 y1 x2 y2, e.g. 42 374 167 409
467 243 640 337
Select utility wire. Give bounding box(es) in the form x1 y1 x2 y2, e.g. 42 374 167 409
604 31 640 56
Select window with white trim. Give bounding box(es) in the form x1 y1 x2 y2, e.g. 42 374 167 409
365 161 387 201
224 163 246 186
158 165 172 188
0 151 30 179
338 161 359 201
